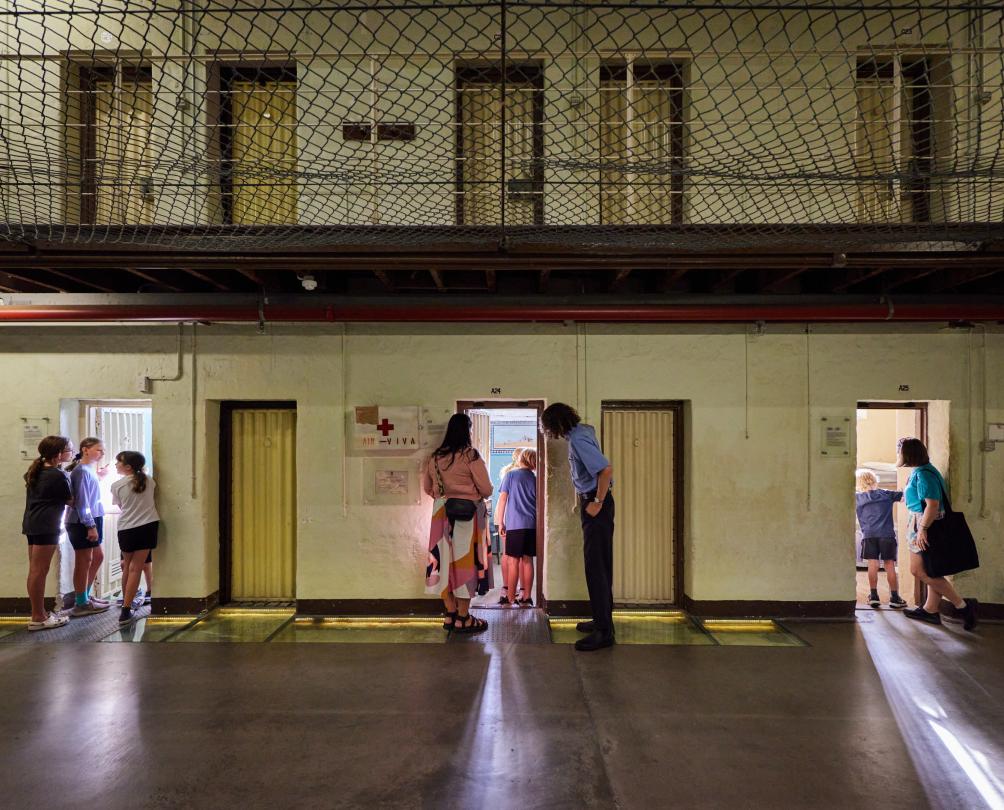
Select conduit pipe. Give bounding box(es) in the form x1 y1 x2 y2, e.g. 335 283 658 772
2 302 1004 323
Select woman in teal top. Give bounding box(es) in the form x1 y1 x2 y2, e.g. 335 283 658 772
898 438 977 630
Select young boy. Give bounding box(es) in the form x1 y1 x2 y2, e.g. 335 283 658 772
540 403 615 651
855 469 906 609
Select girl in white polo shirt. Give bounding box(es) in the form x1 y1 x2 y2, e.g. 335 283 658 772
112 451 159 626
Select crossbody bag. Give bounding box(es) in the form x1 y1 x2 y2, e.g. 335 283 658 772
433 456 478 522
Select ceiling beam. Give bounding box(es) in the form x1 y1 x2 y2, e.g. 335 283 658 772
182 268 230 292
538 268 551 293
0 271 65 292
36 268 117 293
235 268 266 286
610 268 632 291
660 267 690 292
880 267 942 292
123 268 182 293
712 268 744 293
931 266 1003 292
372 270 395 291
428 269 445 292
759 267 809 293
830 267 888 293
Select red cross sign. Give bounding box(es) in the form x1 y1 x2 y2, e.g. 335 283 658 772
377 418 395 437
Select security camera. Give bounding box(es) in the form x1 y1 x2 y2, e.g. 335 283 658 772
299 274 318 291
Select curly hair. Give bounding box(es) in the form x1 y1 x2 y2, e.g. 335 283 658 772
540 402 581 439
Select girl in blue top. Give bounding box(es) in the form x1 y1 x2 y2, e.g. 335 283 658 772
496 448 538 607
65 437 110 616
898 438 976 630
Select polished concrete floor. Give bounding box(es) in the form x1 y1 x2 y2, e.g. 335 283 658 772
1 611 1001 809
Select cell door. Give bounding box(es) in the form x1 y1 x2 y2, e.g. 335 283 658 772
226 407 297 601
602 404 682 605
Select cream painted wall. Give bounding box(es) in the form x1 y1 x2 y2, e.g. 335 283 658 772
1 322 1000 608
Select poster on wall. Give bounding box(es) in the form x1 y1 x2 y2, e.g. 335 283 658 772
20 417 51 459
353 406 421 453
362 457 422 505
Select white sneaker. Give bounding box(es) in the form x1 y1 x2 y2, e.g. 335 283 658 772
28 612 69 632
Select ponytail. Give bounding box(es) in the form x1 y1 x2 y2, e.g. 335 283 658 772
24 436 70 489
116 451 148 492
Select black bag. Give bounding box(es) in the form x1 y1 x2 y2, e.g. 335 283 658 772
921 475 980 578
432 458 479 522
445 498 478 522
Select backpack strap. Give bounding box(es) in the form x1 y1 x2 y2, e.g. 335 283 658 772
432 456 446 498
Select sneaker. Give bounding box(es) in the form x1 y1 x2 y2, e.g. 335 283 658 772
28 612 69 632
131 594 144 610
904 607 941 625
118 608 135 627
960 598 978 632
575 620 596 634
70 600 110 617
143 592 152 606
90 596 110 607
868 594 881 608
889 595 907 609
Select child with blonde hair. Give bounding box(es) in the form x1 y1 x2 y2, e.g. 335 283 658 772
855 468 905 609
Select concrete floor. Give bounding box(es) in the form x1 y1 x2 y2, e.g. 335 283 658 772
1 612 1001 809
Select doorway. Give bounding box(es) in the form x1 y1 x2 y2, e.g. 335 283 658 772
59 399 153 600
855 402 927 608
456 400 545 609
220 402 297 604
601 401 684 607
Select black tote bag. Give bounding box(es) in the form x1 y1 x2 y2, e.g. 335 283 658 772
921 475 980 578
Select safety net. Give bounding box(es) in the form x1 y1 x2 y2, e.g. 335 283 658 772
0 0 1002 253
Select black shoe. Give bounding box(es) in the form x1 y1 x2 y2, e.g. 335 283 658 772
575 620 595 633
904 607 942 625
574 632 615 652
868 593 881 608
961 598 978 632
889 595 907 609
118 608 135 627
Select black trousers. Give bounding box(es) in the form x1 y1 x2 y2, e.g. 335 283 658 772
579 492 615 634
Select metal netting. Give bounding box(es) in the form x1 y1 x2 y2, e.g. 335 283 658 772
1 0 1002 253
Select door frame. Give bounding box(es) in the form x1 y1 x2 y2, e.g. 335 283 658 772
457 399 547 609
601 400 686 608
856 400 929 607
219 400 297 605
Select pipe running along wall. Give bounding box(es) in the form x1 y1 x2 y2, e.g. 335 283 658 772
1 302 1004 323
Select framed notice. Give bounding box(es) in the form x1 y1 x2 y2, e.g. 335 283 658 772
20 417 51 459
362 457 422 505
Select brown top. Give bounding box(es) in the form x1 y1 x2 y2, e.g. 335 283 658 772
422 450 493 501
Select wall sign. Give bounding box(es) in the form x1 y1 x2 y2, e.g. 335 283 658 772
820 416 851 457
20 417 51 459
353 406 421 452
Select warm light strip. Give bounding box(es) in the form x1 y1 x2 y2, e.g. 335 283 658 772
216 609 295 616
295 616 440 625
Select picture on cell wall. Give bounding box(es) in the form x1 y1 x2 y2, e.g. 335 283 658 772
492 423 537 450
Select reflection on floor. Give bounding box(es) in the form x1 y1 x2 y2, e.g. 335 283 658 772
8 605 805 646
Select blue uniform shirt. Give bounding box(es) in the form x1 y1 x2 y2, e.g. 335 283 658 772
855 489 902 539
567 424 612 495
905 463 947 513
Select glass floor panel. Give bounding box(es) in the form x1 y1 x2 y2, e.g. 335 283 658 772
701 619 807 647
167 608 293 643
0 618 26 640
100 616 198 643
550 611 714 645
271 616 449 644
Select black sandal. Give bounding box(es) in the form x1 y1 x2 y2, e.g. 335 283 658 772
518 597 533 607
442 610 457 630
498 589 510 606
453 613 488 634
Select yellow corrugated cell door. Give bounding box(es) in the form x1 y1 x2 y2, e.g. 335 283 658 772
230 408 297 600
601 408 676 604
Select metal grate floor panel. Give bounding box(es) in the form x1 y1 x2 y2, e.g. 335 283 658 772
0 605 151 644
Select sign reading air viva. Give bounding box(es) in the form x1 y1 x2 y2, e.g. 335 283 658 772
353 406 421 452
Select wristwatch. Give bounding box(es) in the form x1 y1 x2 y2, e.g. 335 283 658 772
592 497 603 505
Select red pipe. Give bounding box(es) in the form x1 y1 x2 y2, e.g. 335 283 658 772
0 303 1002 323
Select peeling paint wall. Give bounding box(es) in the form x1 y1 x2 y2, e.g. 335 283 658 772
1 322 1000 607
